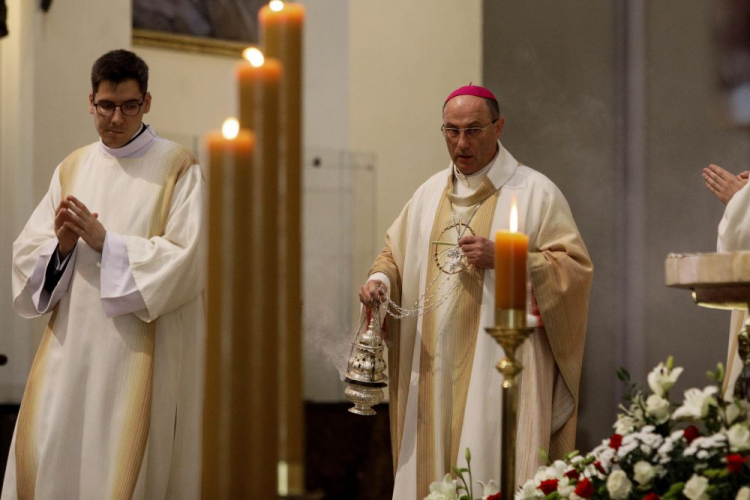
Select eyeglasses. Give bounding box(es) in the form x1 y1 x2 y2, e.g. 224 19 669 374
441 119 498 140
93 99 145 117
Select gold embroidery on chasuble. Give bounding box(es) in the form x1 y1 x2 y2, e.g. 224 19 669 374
416 176 500 498
15 144 197 500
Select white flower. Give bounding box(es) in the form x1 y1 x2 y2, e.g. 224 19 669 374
477 480 499 499
424 474 457 500
648 362 683 397
614 413 638 434
726 401 744 425
673 386 718 420
737 486 750 500
683 474 709 500
727 423 750 451
515 480 542 500
645 394 671 424
606 470 632 500
556 477 575 497
633 460 656 487
532 459 568 486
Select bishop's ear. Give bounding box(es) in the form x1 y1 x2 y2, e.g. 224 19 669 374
88 93 95 115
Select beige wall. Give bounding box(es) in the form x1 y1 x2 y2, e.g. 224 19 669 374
135 47 236 148
348 1 482 241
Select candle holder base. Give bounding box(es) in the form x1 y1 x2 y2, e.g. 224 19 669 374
485 323 535 498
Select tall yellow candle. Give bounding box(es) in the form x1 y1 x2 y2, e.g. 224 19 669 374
495 202 529 314
203 120 278 499
237 47 282 169
259 1 305 495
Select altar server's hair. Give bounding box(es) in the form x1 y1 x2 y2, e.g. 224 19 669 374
91 49 149 95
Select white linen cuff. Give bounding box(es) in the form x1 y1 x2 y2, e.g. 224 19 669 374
100 232 148 318
367 272 391 296
365 273 390 327
30 239 77 314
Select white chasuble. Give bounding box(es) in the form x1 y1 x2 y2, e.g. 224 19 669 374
718 182 750 397
370 142 592 499
3 131 206 500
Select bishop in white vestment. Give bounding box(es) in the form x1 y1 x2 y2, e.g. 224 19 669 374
2 50 205 500
717 181 750 397
360 85 592 499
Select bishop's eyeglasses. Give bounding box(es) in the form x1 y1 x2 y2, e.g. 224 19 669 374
441 119 498 140
93 99 145 117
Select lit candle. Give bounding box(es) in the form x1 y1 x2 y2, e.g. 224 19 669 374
259 2 305 495
495 201 529 325
237 47 282 169
203 119 278 499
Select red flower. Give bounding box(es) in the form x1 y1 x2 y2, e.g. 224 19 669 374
538 479 558 494
683 425 700 444
594 461 607 475
574 478 595 498
609 433 623 450
726 453 748 474
564 469 580 481
486 493 501 500
642 493 660 500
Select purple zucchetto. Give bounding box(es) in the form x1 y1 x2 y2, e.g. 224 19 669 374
444 84 498 104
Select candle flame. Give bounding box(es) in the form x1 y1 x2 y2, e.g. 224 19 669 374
222 118 240 140
243 47 265 67
510 200 519 233
269 0 284 12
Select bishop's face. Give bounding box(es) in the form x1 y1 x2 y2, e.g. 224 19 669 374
89 79 151 149
442 95 504 175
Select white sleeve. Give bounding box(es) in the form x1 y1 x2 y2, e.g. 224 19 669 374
367 272 391 295
718 182 750 252
28 239 78 314
100 231 148 318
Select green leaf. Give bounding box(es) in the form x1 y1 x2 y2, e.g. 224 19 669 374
452 466 462 477
617 367 631 382
564 450 580 461
459 495 470 500
662 482 685 498
538 447 550 465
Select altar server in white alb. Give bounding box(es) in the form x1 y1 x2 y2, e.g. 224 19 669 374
702 163 750 397
359 85 593 499
2 49 206 500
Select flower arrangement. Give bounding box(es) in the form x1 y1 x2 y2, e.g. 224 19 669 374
516 357 750 499
425 357 750 500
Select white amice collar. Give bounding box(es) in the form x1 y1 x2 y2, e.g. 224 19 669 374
98 124 157 159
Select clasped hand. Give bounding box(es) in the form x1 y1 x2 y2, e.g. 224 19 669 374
703 164 749 205
457 235 494 269
55 195 106 258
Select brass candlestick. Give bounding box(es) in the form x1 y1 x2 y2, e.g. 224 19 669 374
343 305 388 415
485 308 534 498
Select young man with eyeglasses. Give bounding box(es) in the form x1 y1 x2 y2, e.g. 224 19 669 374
358 85 593 499
3 49 205 500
